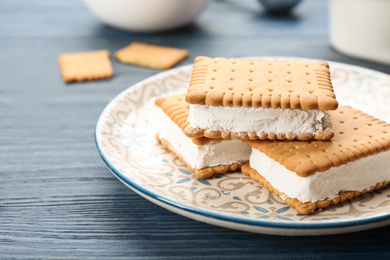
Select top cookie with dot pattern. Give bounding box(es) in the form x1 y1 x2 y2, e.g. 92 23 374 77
185 56 338 110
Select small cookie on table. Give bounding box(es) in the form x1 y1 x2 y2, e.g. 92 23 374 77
58 50 113 83
115 42 189 70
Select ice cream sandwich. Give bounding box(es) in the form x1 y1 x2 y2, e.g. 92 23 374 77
155 94 251 179
185 57 338 141
242 106 390 214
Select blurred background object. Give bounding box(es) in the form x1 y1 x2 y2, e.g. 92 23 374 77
329 0 390 65
83 0 211 32
258 0 302 14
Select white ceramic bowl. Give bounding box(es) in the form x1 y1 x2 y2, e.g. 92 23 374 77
83 0 211 32
329 0 390 65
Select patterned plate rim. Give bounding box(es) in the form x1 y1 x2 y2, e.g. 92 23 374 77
95 57 390 231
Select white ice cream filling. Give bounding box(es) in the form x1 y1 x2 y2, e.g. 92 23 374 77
188 105 329 136
159 115 251 169
250 148 390 203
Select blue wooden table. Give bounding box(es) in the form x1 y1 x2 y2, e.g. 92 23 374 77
2 0 390 259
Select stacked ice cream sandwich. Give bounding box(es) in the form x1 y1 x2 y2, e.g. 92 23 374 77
155 56 390 215
155 94 251 179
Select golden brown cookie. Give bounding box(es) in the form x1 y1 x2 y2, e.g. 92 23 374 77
185 56 338 110
115 42 189 69
58 50 113 83
244 106 390 177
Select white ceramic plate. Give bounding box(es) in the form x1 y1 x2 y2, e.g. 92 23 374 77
95 57 390 236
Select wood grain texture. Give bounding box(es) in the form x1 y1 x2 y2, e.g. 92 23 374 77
1 0 390 259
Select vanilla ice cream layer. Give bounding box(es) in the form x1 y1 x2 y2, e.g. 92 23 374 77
188 105 329 136
159 116 251 169
250 149 390 203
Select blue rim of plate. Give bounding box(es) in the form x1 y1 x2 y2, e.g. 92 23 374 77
95 59 390 231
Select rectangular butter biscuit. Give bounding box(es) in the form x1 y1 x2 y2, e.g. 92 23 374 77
58 50 113 83
115 42 189 70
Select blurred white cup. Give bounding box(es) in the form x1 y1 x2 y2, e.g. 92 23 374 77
329 0 390 65
83 0 211 32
